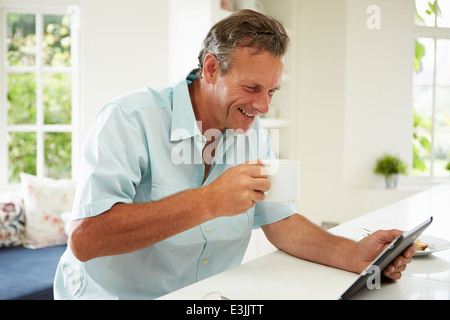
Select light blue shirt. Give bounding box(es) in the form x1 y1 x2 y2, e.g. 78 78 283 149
54 71 297 300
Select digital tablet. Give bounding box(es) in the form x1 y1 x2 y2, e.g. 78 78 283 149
340 217 433 300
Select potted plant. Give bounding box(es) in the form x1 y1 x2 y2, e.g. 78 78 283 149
446 161 450 173
374 154 408 189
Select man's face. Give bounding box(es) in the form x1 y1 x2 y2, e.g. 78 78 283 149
211 46 285 132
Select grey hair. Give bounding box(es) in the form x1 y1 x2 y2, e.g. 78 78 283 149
196 9 290 79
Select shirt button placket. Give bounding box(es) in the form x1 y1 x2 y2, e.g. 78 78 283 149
193 135 207 185
198 224 213 280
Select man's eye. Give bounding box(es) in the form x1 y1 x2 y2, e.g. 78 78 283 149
268 89 277 96
244 86 258 92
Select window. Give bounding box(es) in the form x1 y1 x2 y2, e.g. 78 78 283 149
0 5 79 186
413 0 450 177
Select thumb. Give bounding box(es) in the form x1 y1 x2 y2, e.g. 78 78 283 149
374 229 404 248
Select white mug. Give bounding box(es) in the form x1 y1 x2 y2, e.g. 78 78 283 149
262 159 300 202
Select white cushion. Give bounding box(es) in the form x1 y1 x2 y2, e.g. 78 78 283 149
20 173 76 248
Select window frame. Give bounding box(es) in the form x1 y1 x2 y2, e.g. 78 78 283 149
0 2 79 188
413 6 450 180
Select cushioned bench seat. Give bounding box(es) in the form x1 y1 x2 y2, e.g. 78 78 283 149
0 245 67 300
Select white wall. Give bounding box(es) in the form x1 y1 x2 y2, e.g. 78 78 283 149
294 0 417 225
168 0 230 83
344 0 414 189
79 0 169 146
293 0 348 224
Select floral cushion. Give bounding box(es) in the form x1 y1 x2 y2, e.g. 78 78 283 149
20 173 76 249
0 202 25 247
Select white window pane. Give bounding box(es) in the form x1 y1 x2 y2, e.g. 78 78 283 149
43 73 71 125
436 39 450 85
433 132 450 176
415 0 437 26
413 127 432 176
7 13 36 67
414 38 435 85
436 86 450 128
8 132 37 183
44 132 72 179
437 0 450 27
7 73 36 125
43 14 71 67
413 85 434 126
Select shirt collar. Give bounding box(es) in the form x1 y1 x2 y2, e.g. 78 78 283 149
170 70 202 142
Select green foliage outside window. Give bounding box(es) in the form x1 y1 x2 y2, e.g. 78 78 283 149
6 13 72 183
412 0 449 176
7 73 36 125
8 132 37 182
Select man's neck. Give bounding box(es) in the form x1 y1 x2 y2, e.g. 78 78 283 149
188 78 225 135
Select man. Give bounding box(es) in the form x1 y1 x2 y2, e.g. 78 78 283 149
54 10 415 299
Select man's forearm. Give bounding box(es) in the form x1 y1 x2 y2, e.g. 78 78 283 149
262 214 361 274
69 187 213 262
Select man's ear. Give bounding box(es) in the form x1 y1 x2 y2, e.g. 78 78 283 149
202 53 220 84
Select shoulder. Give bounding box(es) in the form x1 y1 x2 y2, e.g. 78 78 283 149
91 86 173 134
107 86 174 116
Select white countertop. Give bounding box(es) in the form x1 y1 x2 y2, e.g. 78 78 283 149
160 185 450 300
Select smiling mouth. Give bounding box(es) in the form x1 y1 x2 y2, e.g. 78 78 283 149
238 107 257 118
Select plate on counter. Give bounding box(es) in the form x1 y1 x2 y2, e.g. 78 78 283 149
414 235 450 256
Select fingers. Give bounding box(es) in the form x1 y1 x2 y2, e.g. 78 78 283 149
209 160 272 217
361 230 417 280
238 160 270 192
243 159 269 178
383 258 407 280
383 267 403 280
232 161 272 206
404 243 417 257
383 243 416 280
250 176 271 193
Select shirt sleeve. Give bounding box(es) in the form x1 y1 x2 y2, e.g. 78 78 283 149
72 103 149 220
253 201 297 228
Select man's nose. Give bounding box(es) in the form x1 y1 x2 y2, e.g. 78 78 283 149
252 92 270 115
